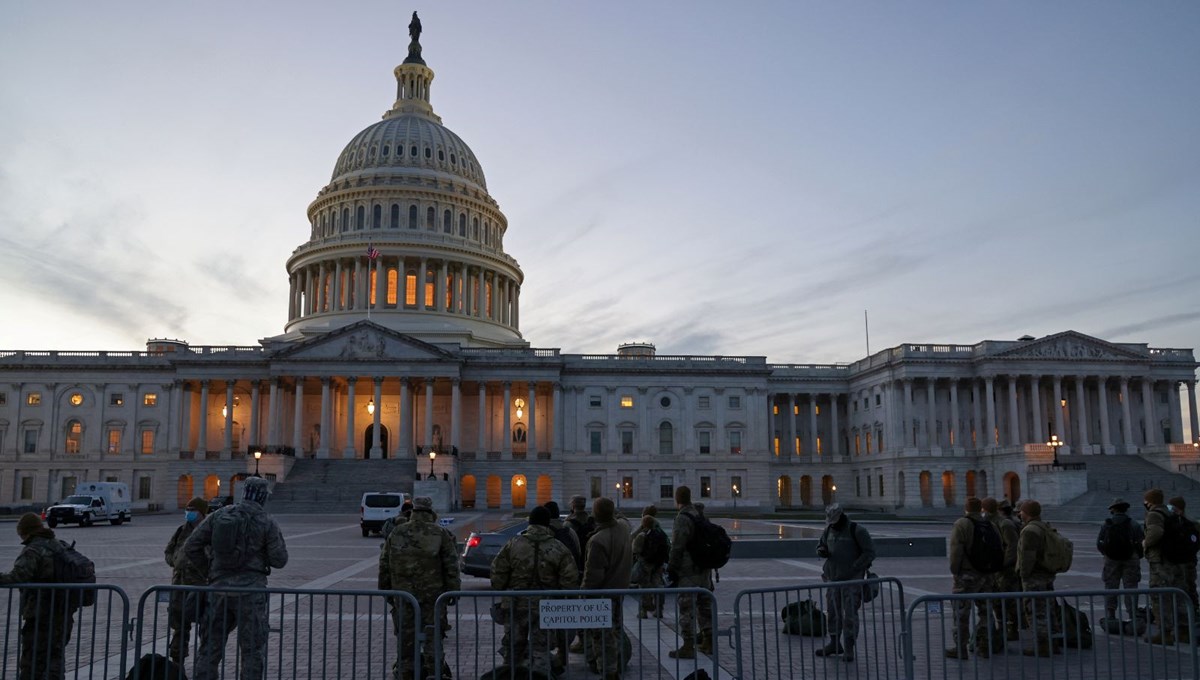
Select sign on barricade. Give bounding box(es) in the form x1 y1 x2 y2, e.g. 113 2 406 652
1 583 130 680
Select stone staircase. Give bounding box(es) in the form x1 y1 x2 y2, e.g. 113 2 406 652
268 459 418 514
1051 454 1200 522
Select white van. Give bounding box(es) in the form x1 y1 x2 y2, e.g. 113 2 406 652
360 492 408 537
45 482 132 527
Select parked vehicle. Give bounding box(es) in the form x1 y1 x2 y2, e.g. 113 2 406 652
360 492 408 537
461 520 526 578
44 482 132 528
208 495 234 511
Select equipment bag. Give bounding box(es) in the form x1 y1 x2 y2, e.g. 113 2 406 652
641 526 670 566
781 599 826 636
686 513 732 570
1039 524 1074 574
1159 511 1200 564
210 506 253 570
1098 517 1140 561
53 540 97 608
1059 600 1093 649
967 518 1005 573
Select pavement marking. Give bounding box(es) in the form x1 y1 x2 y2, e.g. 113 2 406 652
285 524 359 540
774 558 825 573
96 558 164 574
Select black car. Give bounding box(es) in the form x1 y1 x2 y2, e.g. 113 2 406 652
461 521 527 578
208 495 234 511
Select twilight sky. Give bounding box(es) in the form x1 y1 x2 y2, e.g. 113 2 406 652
1 2 1197 366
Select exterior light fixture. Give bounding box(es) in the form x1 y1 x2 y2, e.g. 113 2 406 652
367 399 375 415
222 404 228 418
253 450 262 476
429 449 437 477
1048 434 1063 467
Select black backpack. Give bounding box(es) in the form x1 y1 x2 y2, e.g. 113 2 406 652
1159 510 1200 564
552 525 582 569
566 515 596 553
1098 517 1140 561
966 518 1005 573
52 540 97 608
686 513 731 570
641 526 670 566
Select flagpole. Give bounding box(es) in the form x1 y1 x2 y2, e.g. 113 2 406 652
864 309 870 356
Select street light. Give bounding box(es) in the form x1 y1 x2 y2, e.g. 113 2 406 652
428 449 437 479
253 450 262 476
366 399 375 416
831 484 838 503
1048 434 1063 467
732 483 739 510
615 482 622 509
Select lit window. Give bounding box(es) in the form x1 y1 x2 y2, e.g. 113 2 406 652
815 405 821 416
698 396 710 409
729 396 741 409
405 272 417 306
773 436 780 456
108 429 122 454
700 476 711 498
793 404 800 415
386 269 399 305
729 430 742 454
27 392 41 406
143 393 158 407
424 269 435 308
622 477 634 499
731 476 743 498
620 396 633 408
773 404 779 415
65 420 82 454
69 393 83 406
141 430 155 454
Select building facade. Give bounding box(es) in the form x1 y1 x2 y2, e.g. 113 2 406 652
2 28 1197 512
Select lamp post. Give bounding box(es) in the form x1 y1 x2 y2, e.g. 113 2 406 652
615 482 622 510
1048 434 1063 467
429 450 437 479
253 450 262 476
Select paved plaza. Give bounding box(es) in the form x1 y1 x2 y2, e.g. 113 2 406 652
1 511 1195 678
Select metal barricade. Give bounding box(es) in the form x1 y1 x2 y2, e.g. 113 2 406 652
903 587 1200 680
732 575 907 680
135 585 420 680
435 586 721 679
1 583 130 680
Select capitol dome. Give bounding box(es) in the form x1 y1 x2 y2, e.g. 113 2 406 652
278 15 525 349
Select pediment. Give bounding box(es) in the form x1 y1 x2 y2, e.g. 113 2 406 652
992 331 1146 361
275 322 456 362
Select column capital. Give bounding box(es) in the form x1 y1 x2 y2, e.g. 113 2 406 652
451 377 461 387
374 376 384 385
199 379 210 388
346 376 358 385
399 376 410 386
503 381 512 389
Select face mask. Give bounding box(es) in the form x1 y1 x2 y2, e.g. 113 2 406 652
185 510 200 523
1167 505 1176 513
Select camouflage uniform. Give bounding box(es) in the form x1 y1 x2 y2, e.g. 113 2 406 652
1144 504 1188 640
582 516 632 677
631 518 668 617
1017 520 1060 648
164 515 211 663
0 528 75 680
989 513 1022 638
948 512 997 656
491 524 578 675
184 487 289 680
378 506 460 680
1096 510 1142 620
816 518 875 656
668 504 715 650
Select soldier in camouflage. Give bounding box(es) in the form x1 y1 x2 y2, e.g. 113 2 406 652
381 499 414 540
0 513 77 680
582 497 632 680
983 497 1021 641
945 497 997 659
667 485 715 660
164 496 210 664
1016 500 1061 657
379 496 460 680
491 505 578 676
184 476 288 680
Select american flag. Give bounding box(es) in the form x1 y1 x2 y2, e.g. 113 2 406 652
366 245 380 260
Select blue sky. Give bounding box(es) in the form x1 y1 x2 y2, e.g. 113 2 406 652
1 2 1197 366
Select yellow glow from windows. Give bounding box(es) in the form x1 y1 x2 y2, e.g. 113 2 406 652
794 405 800 415
445 273 452 310
369 270 377 305
773 405 779 415
795 437 802 455
773 437 780 456
815 405 821 415
144 393 157 406
405 273 417 306
816 437 823 455
486 280 493 317
387 269 399 305
27 393 41 406
424 270 434 308
69 393 83 406
108 429 121 454
141 430 154 454
620 396 633 408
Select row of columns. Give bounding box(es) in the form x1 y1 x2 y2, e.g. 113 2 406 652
287 253 520 328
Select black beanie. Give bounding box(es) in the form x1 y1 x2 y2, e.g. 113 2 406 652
529 506 551 527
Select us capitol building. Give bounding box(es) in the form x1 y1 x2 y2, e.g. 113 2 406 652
2 21 1197 513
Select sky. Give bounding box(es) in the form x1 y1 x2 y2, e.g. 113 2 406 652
1 2 1198 367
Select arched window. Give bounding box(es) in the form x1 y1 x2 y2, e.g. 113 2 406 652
919 471 933 507
386 269 398 305
405 271 417 306
426 207 435 230
65 419 83 454
484 221 491 245
390 204 400 228
424 268 435 308
472 217 480 240
341 208 349 232
443 209 452 233
356 206 365 229
658 422 673 455
458 213 467 237
372 204 382 229
942 471 956 507
408 205 418 229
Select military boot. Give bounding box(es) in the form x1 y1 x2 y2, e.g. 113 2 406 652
944 644 969 660
1150 630 1177 645
842 637 856 663
668 636 696 659
1005 622 1021 641
814 635 843 657
697 629 714 655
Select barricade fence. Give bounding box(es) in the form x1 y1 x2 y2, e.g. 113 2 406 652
733 576 907 680
1 584 130 680
5 582 1198 679
134 585 419 680
903 587 1200 680
434 586 720 680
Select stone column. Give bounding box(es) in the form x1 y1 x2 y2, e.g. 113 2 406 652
1030 376 1043 443
249 382 261 449
1120 377 1134 448
830 395 840 458
267 380 280 448
223 381 235 455
424 379 435 450
903 380 914 448
345 377 357 458
371 377 383 458
1168 382 1184 444
787 393 796 456
925 380 936 448
1075 378 1090 451
399 377 412 458
332 260 343 311
374 256 384 309
1052 377 1064 441
417 258 427 311
1141 379 1156 446
808 395 818 459
294 378 307 455
451 378 462 451
552 382 563 456
984 376 996 449
197 380 209 454
502 382 512 456
477 382 487 454
438 260 448 312
476 269 485 318
527 382 537 456
1098 378 1112 451
947 380 959 448
1007 377 1020 446
1188 381 1199 445
172 381 186 453
970 380 982 449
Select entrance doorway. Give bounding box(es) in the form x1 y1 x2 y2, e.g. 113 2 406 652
364 424 390 459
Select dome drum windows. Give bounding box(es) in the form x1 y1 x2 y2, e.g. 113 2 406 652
372 205 382 229
443 209 452 234
356 206 365 230
426 207 435 230
390 204 400 228
409 205 419 229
